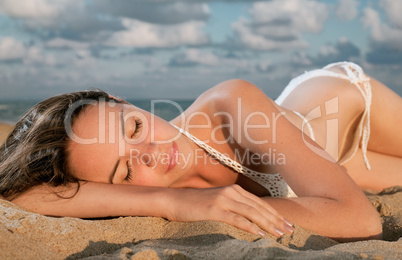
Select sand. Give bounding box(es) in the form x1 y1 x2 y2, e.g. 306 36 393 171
0 123 401 259
0 123 13 145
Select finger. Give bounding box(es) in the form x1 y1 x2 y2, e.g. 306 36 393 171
218 210 269 237
228 185 294 234
231 184 282 217
228 198 291 237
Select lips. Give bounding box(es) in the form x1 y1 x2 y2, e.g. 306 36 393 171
167 141 178 171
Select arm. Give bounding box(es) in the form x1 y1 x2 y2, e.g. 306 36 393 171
11 181 293 238
214 79 382 241
12 182 175 218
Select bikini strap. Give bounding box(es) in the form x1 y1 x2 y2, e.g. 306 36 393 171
171 124 296 197
324 62 372 170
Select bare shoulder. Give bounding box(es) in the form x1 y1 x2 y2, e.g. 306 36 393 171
196 79 275 111
206 79 265 98
175 79 277 128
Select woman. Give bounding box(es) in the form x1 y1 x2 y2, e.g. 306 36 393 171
1 62 400 241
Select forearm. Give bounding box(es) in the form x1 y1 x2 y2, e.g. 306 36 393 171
12 182 173 219
11 183 299 238
263 196 382 241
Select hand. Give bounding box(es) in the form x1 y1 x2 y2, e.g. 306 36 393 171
166 184 294 237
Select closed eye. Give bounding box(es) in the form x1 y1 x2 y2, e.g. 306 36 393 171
125 161 133 182
132 119 142 138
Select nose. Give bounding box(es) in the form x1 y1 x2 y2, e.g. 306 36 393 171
139 142 159 168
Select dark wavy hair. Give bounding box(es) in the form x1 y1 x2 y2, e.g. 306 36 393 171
0 90 121 200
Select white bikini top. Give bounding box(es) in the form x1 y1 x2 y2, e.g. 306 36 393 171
171 125 297 198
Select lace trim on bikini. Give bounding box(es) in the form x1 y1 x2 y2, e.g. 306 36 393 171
171 124 297 197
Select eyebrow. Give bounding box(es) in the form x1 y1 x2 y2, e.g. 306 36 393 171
109 108 124 184
120 108 125 136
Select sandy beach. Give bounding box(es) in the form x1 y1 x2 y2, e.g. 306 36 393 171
0 123 401 259
0 123 13 145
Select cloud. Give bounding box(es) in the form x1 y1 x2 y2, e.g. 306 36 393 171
290 52 313 66
231 0 329 51
0 0 70 19
366 45 402 65
0 1 212 52
379 0 402 29
0 37 27 61
0 0 210 44
45 38 89 49
255 60 274 73
313 37 360 66
0 0 124 41
362 2 402 65
288 38 361 69
106 19 209 48
0 37 60 67
0 36 97 68
336 0 359 21
1 1 400 100
95 0 210 24
362 6 402 51
169 48 219 67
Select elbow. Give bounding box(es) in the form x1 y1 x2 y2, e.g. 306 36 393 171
338 200 383 242
352 215 383 241
357 208 383 241
354 194 383 241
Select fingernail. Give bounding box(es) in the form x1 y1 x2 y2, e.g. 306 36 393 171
284 218 293 227
258 230 267 237
284 225 294 234
275 227 284 236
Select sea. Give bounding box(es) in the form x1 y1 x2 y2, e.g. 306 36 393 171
0 99 195 124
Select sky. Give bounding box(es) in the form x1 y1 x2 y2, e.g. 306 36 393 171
0 0 401 101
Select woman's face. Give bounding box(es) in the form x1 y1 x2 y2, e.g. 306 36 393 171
67 101 194 187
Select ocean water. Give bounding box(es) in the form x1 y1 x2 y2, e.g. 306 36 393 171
0 99 195 124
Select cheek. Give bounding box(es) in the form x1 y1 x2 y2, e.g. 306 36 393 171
130 168 166 187
152 122 176 142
